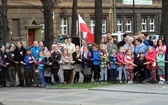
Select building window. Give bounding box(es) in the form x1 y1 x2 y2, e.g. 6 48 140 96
12 19 20 37
102 19 107 34
117 20 123 33
76 20 79 34
126 20 131 33
149 18 155 32
90 19 95 34
141 18 147 32
90 19 107 34
60 18 68 35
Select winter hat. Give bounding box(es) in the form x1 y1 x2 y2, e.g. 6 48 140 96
112 49 117 54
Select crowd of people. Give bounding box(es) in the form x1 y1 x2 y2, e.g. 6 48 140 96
0 32 167 88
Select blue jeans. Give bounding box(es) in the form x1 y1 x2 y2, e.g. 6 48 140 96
39 70 45 86
110 69 117 82
100 67 107 81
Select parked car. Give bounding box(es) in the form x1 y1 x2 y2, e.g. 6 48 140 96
54 35 80 47
102 33 125 42
149 35 159 41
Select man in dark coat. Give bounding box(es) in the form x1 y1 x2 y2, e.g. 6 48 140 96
117 34 129 48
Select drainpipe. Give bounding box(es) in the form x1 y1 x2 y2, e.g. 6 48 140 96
113 0 117 33
133 0 136 35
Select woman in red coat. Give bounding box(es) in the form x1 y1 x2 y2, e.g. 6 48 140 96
145 46 157 83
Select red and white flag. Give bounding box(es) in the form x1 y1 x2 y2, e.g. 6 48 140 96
78 14 94 43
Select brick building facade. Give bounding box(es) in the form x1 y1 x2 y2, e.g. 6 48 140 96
4 0 162 46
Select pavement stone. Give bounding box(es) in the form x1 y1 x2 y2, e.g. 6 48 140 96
0 84 168 105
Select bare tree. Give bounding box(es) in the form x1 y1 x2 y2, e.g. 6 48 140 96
94 0 102 44
40 0 55 49
0 0 9 44
71 0 78 37
0 5 3 44
160 0 168 39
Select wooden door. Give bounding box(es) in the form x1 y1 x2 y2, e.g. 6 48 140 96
28 29 35 46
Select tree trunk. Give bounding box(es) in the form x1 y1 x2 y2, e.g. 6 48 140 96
2 0 9 44
0 5 3 44
94 0 102 45
160 0 168 40
40 0 54 49
71 0 77 37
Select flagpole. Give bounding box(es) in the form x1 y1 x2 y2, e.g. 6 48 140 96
78 14 82 59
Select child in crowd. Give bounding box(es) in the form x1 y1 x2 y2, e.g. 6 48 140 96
51 45 61 84
44 52 52 85
61 48 74 84
109 50 117 83
82 46 92 83
117 46 127 83
91 44 101 83
157 48 167 84
134 52 149 83
72 45 82 84
100 44 109 83
145 46 157 83
36 52 45 87
124 49 137 84
24 48 34 87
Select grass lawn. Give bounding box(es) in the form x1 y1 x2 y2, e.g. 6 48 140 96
48 82 113 89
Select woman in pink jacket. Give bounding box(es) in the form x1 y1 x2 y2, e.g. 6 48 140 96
155 39 167 54
124 49 137 84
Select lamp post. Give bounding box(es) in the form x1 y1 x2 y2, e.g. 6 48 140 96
133 0 135 35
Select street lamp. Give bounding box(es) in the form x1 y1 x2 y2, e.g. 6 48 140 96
133 0 135 35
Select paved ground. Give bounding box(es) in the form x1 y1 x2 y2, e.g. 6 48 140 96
1 84 168 105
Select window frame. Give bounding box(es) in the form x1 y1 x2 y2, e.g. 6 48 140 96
60 18 68 35
126 20 132 33
149 18 155 32
141 17 147 32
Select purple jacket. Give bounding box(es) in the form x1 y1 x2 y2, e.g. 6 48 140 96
0 56 5 71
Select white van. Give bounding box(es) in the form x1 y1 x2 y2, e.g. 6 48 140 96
102 33 125 42
149 35 159 41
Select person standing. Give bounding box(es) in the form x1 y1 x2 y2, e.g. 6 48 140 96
64 37 75 84
44 52 52 85
6 46 18 87
117 46 127 84
14 42 26 87
123 38 134 53
91 44 101 83
155 39 167 54
72 45 82 84
82 46 92 83
124 49 137 84
134 38 147 57
24 49 34 87
107 37 118 56
146 46 157 83
31 41 41 86
61 48 74 84
0 45 7 87
99 44 109 83
117 34 129 48
0 56 6 87
39 41 48 55
109 50 118 83
36 52 45 87
157 48 167 84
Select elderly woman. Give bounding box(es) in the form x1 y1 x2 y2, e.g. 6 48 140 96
123 37 134 53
